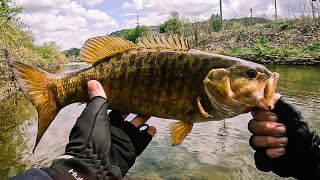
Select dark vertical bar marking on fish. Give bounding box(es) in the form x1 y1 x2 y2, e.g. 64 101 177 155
159 54 169 93
201 58 210 71
177 55 191 94
177 53 185 62
192 56 201 71
118 61 127 93
165 54 175 95
132 54 142 89
147 51 158 100
129 54 135 66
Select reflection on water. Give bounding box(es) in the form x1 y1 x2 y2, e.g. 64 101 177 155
267 65 320 130
0 92 36 178
0 64 319 179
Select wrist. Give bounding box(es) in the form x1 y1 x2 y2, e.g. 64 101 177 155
41 158 93 180
272 96 320 179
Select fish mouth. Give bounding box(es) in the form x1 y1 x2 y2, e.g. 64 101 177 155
256 72 279 110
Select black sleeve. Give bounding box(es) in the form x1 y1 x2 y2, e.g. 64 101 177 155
9 168 54 180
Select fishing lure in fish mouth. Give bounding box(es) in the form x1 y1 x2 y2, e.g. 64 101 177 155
10 34 279 152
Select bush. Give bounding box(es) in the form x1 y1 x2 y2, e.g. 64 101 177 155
124 25 151 42
0 0 23 21
0 20 67 100
159 11 183 35
208 14 222 32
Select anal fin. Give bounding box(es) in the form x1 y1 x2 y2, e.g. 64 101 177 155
170 121 193 146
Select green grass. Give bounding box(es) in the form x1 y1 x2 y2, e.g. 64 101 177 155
211 17 320 60
219 44 317 58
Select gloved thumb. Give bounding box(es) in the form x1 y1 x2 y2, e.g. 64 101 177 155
87 80 107 99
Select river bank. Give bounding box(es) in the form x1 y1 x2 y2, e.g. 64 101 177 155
237 54 320 66
193 18 320 65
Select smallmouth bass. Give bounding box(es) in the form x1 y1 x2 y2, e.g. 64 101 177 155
11 35 279 152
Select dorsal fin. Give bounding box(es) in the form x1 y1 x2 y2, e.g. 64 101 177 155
80 36 138 64
137 34 190 52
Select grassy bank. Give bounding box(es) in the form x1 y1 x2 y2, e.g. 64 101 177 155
193 17 320 65
0 19 67 102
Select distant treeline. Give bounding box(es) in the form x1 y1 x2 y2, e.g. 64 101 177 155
108 11 272 45
63 48 80 57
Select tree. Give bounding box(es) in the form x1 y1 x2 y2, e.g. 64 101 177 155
63 48 80 57
159 11 182 35
209 13 222 32
124 25 151 42
0 0 23 21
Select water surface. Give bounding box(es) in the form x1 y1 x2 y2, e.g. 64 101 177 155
0 64 319 179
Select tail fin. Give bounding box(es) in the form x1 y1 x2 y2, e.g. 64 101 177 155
10 61 60 152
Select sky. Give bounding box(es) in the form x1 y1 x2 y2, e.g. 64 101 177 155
15 0 318 50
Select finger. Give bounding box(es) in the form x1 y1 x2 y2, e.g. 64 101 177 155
146 126 156 137
87 80 107 99
130 115 151 127
251 135 288 148
248 119 286 136
132 126 155 156
251 108 278 122
266 147 285 159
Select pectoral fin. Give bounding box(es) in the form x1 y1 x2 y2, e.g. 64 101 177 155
170 121 193 146
195 96 213 118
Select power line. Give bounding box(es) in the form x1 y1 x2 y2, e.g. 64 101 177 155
181 3 220 18
139 0 179 16
119 0 180 29
145 0 191 17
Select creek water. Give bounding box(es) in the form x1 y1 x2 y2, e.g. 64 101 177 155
0 63 319 179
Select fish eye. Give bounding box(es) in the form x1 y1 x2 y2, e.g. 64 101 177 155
246 68 257 78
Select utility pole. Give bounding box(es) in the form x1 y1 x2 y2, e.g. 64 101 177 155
250 8 253 25
136 11 140 26
311 0 316 19
274 0 278 21
219 0 223 31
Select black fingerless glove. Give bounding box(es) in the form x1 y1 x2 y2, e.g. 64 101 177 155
253 97 320 180
41 96 153 180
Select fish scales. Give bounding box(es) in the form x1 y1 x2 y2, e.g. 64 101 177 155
113 51 210 119
55 51 213 120
10 35 279 151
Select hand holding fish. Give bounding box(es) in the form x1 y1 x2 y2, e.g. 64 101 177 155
248 93 285 159
29 80 155 180
248 93 320 179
